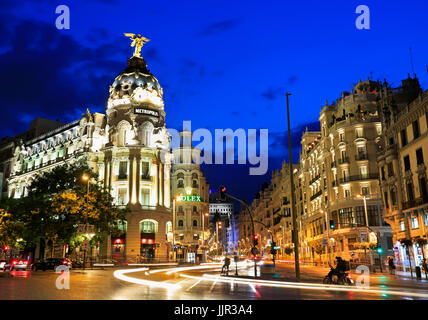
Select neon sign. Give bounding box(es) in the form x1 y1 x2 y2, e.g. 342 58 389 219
177 195 202 202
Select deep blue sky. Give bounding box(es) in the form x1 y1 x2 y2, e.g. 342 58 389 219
0 0 427 202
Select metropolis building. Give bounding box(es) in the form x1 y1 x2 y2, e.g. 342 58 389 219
3 40 183 262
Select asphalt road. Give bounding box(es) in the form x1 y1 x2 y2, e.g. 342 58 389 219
0 262 427 300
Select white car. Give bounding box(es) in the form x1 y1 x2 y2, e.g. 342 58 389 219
10 259 30 271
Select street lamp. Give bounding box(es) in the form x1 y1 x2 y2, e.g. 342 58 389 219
286 92 300 280
321 209 332 265
356 193 375 270
81 174 91 270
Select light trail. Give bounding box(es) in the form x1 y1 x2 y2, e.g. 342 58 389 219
178 273 428 299
113 267 181 290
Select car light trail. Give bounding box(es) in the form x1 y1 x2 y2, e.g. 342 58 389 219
113 268 181 290
178 274 428 299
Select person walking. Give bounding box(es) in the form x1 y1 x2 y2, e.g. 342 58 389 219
221 256 231 275
388 257 396 274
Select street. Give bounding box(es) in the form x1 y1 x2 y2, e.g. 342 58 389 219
1 261 427 300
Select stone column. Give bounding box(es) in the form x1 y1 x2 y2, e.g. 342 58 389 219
135 155 141 204
128 155 134 205
126 214 140 261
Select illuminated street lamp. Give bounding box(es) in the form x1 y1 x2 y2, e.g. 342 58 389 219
356 193 375 270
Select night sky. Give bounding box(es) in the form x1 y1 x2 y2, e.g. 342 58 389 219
0 0 427 202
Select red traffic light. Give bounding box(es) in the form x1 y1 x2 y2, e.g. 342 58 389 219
3 246 9 251
253 235 259 240
220 186 226 193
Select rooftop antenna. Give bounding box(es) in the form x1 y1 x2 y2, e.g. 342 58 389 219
409 47 415 77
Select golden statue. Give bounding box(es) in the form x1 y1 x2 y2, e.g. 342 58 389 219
124 33 150 58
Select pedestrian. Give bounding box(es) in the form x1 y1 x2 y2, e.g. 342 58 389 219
388 257 396 274
221 256 230 275
421 258 428 273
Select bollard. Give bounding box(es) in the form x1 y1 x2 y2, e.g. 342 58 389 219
415 266 422 280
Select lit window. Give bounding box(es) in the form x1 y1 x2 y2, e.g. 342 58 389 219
118 188 127 205
399 221 405 231
356 128 363 138
411 217 419 229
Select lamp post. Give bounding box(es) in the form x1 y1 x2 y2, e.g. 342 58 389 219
202 212 209 262
286 92 300 280
172 198 176 262
356 194 375 270
82 174 90 270
322 209 332 265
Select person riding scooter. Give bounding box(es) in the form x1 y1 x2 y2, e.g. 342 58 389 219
327 257 348 282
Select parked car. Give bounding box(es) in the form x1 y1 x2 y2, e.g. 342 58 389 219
32 258 72 271
10 259 30 271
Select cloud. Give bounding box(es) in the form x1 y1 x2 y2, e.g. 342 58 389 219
269 120 321 154
287 75 298 85
0 20 127 138
196 19 240 37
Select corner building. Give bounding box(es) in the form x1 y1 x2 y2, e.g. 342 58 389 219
7 52 175 261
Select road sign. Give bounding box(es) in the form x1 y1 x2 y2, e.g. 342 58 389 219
351 252 355 258
83 240 89 249
77 224 95 234
359 231 368 243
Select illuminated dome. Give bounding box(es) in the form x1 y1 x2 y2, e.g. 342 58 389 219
108 56 164 109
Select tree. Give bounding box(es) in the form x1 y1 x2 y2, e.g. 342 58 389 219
0 161 127 256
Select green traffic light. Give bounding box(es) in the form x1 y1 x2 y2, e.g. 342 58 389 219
377 247 383 253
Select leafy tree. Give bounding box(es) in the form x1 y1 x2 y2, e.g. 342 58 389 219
0 161 127 254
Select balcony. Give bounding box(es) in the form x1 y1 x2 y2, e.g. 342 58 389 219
355 153 368 161
309 174 321 185
141 174 151 181
310 190 323 201
339 173 379 184
402 196 428 210
338 157 350 165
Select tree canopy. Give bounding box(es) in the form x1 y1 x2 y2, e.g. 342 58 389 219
0 161 128 251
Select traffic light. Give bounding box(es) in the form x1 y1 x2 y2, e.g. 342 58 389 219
376 247 383 254
253 234 259 246
3 246 8 252
219 186 226 200
271 241 277 255
329 220 335 229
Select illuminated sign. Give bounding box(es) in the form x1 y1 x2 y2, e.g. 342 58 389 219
141 238 154 244
177 195 202 202
134 108 159 117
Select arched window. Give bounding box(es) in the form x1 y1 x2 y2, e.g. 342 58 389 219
193 220 198 227
178 220 183 227
140 219 158 233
